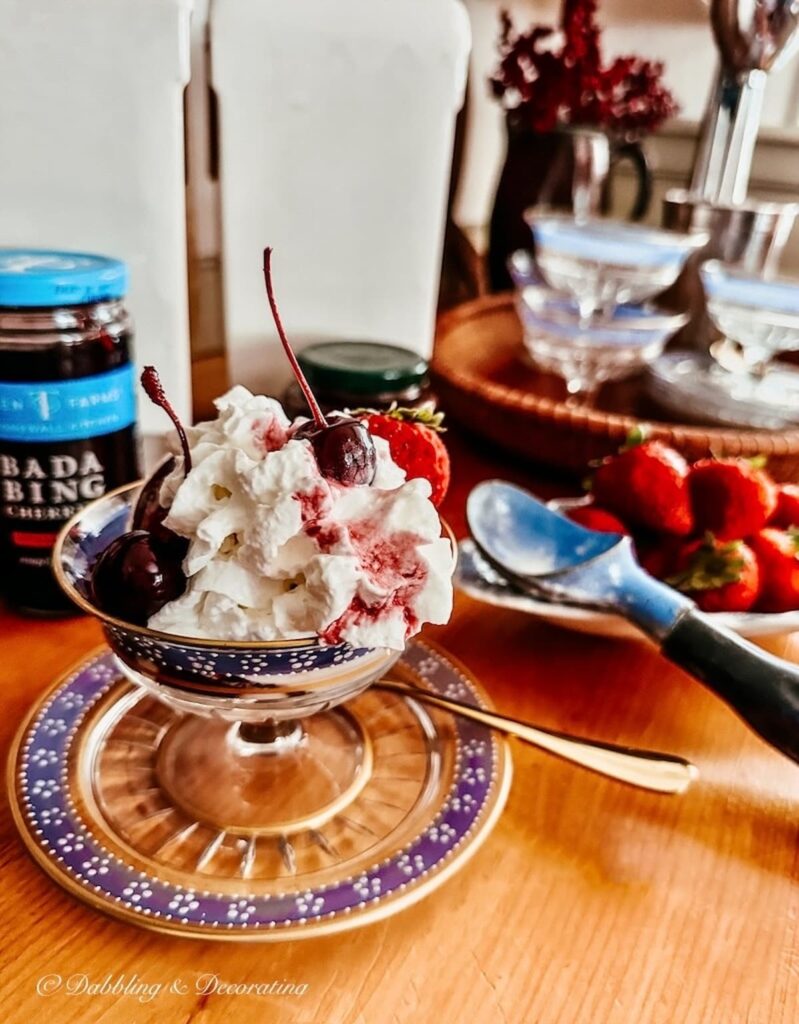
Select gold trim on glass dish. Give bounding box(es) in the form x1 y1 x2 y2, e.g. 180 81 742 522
115 646 399 697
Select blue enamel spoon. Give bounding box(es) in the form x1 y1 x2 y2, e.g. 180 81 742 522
468 480 799 765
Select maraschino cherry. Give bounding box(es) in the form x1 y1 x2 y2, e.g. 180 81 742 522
131 454 177 546
91 530 186 624
263 248 376 486
90 367 189 623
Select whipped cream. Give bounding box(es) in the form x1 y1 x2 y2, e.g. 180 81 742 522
148 386 453 649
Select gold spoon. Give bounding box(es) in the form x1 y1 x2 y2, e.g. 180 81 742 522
377 678 697 795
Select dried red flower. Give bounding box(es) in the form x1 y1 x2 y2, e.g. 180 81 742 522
490 1 679 138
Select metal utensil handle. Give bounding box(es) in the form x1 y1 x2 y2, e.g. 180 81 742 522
613 562 799 765
378 680 697 795
715 70 767 205
662 609 799 764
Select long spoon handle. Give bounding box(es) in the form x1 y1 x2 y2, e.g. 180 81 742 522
377 679 697 795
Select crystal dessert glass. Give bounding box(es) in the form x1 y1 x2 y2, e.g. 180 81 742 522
517 283 687 401
525 211 707 318
507 248 542 292
646 263 799 429
52 481 444 836
702 260 799 374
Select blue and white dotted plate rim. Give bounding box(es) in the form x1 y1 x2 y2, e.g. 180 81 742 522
8 640 512 941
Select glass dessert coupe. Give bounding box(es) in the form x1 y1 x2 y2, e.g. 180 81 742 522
508 250 687 401
525 211 707 319
25 478 509 938
53 478 457 835
646 262 799 428
12 252 512 938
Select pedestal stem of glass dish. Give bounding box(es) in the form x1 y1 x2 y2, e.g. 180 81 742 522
739 343 776 379
233 718 306 754
564 371 599 407
577 297 597 324
715 337 775 380
710 338 765 379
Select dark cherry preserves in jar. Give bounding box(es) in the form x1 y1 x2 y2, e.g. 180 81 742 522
0 250 140 614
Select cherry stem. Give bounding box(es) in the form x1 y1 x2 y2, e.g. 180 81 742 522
263 247 327 429
140 366 193 473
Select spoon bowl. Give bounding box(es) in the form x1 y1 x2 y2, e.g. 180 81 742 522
466 480 622 578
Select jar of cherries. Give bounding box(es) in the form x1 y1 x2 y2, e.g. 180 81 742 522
0 250 140 614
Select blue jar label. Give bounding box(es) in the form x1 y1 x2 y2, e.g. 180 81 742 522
0 364 136 442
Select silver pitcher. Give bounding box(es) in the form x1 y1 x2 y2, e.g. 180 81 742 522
662 0 799 347
691 0 799 205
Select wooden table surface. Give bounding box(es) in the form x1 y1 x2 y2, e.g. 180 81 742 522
2 424 799 1024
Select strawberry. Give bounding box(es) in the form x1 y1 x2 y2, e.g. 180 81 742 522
772 484 799 530
665 535 760 613
566 504 628 534
592 440 693 536
359 405 450 507
689 458 777 541
750 528 799 613
639 537 682 581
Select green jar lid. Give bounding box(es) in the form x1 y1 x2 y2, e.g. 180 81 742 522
297 341 428 396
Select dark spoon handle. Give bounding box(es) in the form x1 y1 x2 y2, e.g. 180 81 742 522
662 609 799 764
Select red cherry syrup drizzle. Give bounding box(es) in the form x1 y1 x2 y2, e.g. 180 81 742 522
293 482 429 643
320 518 428 644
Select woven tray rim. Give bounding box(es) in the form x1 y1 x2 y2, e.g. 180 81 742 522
433 295 799 454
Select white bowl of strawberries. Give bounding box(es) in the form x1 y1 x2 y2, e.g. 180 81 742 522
540 438 799 640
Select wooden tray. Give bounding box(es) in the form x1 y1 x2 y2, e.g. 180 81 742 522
432 295 799 481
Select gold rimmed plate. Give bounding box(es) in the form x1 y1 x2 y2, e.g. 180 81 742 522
8 639 511 940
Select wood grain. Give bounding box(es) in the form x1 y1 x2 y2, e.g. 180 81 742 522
1 391 798 1024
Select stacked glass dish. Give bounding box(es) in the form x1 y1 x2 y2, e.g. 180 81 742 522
508 213 703 403
646 261 799 428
